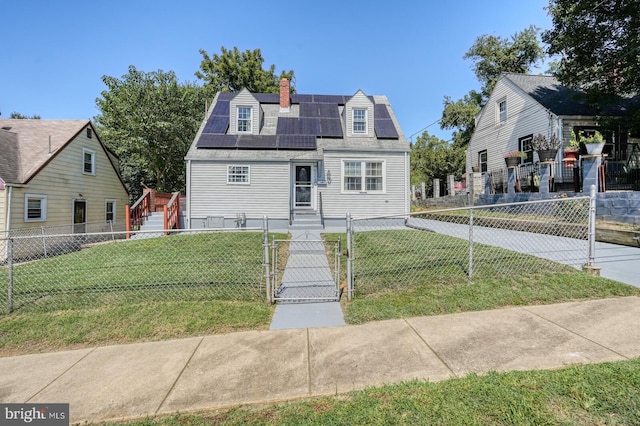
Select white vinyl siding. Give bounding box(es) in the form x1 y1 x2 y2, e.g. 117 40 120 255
227 165 250 184
467 76 559 174
190 161 290 219
24 194 47 221
323 152 406 218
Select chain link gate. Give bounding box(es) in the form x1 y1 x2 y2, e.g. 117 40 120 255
269 238 342 303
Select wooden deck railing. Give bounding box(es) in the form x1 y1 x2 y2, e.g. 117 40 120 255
125 191 151 238
126 189 182 239
163 192 181 234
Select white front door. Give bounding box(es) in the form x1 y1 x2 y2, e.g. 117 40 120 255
294 164 316 209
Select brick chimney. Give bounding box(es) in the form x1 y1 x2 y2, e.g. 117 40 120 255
279 78 290 111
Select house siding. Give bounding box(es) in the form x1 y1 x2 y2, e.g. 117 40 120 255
229 90 261 135
8 132 128 232
322 151 408 218
189 160 290 222
467 76 556 174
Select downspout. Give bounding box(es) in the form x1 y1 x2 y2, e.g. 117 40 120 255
404 151 409 215
5 185 12 234
186 159 191 229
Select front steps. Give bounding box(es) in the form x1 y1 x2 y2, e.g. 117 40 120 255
130 212 165 239
289 211 323 230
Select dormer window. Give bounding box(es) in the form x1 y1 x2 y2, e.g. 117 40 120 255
237 106 252 133
353 108 367 134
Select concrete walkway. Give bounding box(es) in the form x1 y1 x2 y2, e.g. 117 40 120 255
2 297 640 424
270 229 345 329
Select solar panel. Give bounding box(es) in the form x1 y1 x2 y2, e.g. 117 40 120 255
374 104 391 119
319 119 343 137
217 92 235 101
313 95 346 104
299 103 319 117
203 116 229 134
277 135 317 150
196 134 237 148
254 93 280 104
237 135 277 149
291 94 313 103
374 119 399 138
299 118 320 134
318 103 340 118
276 117 299 134
211 101 230 116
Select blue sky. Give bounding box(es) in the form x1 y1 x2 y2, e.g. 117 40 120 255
1 0 552 142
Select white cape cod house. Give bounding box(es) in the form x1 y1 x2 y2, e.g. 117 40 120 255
185 80 410 230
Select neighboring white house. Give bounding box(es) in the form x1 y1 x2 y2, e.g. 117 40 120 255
185 79 410 230
467 73 638 178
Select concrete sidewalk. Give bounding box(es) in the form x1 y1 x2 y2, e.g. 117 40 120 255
2 297 640 423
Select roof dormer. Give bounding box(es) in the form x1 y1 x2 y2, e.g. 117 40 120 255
229 89 261 135
345 90 374 137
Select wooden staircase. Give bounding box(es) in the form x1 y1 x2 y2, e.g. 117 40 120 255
126 188 182 239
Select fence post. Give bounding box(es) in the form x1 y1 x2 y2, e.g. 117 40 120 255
468 208 474 280
41 226 47 258
346 212 353 300
588 185 597 267
263 216 271 304
7 238 13 314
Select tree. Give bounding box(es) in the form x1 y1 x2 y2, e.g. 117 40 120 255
465 25 545 98
9 112 41 119
95 66 207 200
543 0 640 128
196 47 295 96
440 26 545 148
410 131 465 191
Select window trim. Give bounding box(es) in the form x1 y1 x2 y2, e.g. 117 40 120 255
478 150 488 172
105 199 116 223
519 134 534 164
352 108 368 134
82 148 96 175
497 98 507 124
236 106 253 133
24 194 47 222
227 165 251 185
341 160 386 194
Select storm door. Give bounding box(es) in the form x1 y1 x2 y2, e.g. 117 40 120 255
73 200 87 233
294 165 312 208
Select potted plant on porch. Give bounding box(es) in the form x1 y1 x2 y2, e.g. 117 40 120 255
580 130 605 155
532 133 561 162
504 150 526 167
563 131 580 163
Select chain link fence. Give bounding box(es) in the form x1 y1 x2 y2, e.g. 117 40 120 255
1 228 267 314
269 238 342 303
346 195 594 299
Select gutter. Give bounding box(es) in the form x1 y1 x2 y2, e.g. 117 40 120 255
5 185 12 234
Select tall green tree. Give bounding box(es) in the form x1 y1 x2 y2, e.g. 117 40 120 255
410 131 465 189
543 0 640 129
196 47 295 96
95 66 207 200
440 26 546 148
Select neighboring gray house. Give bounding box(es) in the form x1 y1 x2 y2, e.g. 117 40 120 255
185 79 410 230
467 73 639 179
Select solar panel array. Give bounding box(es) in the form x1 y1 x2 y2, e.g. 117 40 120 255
374 104 399 138
196 134 316 150
197 92 399 150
